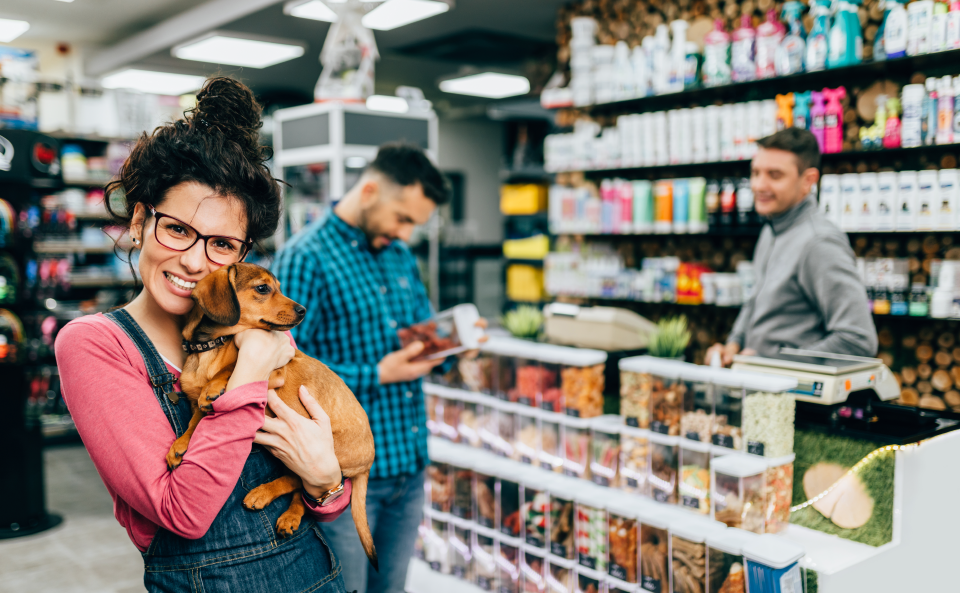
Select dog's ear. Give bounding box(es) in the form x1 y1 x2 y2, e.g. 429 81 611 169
192 264 241 326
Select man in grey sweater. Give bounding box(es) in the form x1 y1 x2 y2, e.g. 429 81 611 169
707 128 878 365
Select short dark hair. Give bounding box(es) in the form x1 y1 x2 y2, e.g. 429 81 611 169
367 143 450 205
756 128 821 172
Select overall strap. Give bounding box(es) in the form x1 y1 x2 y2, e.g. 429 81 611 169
105 309 185 436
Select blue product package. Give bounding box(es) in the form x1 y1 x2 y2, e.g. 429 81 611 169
673 179 690 232
742 534 805 593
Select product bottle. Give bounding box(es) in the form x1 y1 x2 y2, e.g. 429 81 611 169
864 94 888 150
948 0 960 48
688 178 708 233
793 91 813 129
839 173 861 230
876 171 899 230
633 180 654 233
653 25 672 95
756 9 786 79
884 96 902 148
822 87 847 153
828 0 864 68
736 177 756 227
614 41 635 100
806 0 832 71
937 74 954 145
776 93 795 130
705 179 721 229
810 91 828 151
897 170 919 230
654 180 674 233
954 76 960 140
684 41 702 89
900 83 925 147
732 14 757 82
923 77 939 145
937 168 958 230
720 178 737 227
703 19 732 87
631 46 649 98
882 0 909 58
777 2 807 75
933 2 950 51
673 178 690 233
670 20 690 93
908 1 934 55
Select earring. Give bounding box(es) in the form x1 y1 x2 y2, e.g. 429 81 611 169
133 238 140 245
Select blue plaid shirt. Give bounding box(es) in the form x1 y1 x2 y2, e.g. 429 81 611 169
272 211 432 479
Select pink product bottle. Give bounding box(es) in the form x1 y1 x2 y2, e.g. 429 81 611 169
755 9 786 79
618 179 634 234
600 179 617 234
884 100 902 149
822 87 847 154
732 14 757 82
809 91 827 152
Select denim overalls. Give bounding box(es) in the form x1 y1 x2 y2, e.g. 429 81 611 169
107 309 347 593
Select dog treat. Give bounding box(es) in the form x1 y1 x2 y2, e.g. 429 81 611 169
498 354 518 402
742 392 795 457
712 386 744 450
459 401 482 448
619 430 650 496
649 376 683 435
499 540 521 593
708 548 745 593
500 477 522 538
562 364 605 418
764 457 795 534
680 380 714 443
474 532 499 591
649 439 678 504
440 396 462 442
713 464 765 534
475 471 497 528
589 427 620 487
460 354 495 394
548 563 573 593
514 363 555 406
524 486 550 548
639 524 668 592
428 463 452 513
450 524 474 581
521 552 546 592
672 535 707 593
717 563 745 593
576 502 608 572
577 570 601 593
562 420 591 479
542 386 563 413
621 371 652 428
426 392 441 436
679 444 711 514
539 417 564 472
517 412 541 464
680 410 713 444
478 403 499 453
398 321 457 360
426 518 451 574
452 467 474 519
608 513 638 583
498 408 519 460
550 495 576 559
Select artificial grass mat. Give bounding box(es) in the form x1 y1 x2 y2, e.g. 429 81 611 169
790 429 895 547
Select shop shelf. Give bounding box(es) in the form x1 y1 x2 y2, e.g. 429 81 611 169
34 240 131 254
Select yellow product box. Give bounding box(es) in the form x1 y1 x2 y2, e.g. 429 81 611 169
506 264 544 302
500 184 548 215
502 234 550 260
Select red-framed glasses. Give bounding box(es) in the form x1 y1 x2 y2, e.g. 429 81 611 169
147 205 252 266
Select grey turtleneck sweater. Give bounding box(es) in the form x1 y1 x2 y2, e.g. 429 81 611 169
728 195 878 358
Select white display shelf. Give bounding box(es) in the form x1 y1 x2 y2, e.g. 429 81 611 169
405 557 485 593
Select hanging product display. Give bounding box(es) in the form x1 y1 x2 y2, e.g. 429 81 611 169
314 0 379 102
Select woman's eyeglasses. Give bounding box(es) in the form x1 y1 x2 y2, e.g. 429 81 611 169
148 206 251 266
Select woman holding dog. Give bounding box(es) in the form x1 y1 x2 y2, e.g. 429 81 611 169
55 77 350 592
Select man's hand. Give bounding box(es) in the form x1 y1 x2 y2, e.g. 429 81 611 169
705 342 745 367
459 318 489 360
378 341 445 385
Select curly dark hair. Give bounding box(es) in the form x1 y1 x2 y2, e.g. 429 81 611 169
105 76 282 261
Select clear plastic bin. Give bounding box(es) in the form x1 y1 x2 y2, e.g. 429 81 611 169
649 368 683 437
427 462 452 513
431 363 463 388
517 409 542 465
426 516 451 574
576 567 604 593
742 534 805 593
711 373 744 451
522 477 550 549
562 415 593 479
763 454 796 535
415 517 428 562
540 412 565 473
522 547 547 593
500 471 523 539
637 514 669 593
511 355 544 406
619 426 650 497
549 482 577 561
499 538 523 593
679 367 714 443
648 433 679 504
479 402 500 453
450 519 474 581
474 529 500 591
438 392 462 442
459 395 482 448
474 463 499 530
670 521 726 593
590 416 622 487
606 499 638 584
678 441 712 514
461 351 497 395
539 359 563 411
547 560 575 593
575 490 608 573
452 465 474 520
740 374 798 458
619 369 651 429
706 529 756 593
426 391 441 436
560 348 607 419
711 454 767 534
497 348 520 402
498 403 521 461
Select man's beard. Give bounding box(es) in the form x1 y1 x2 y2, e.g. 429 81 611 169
358 207 390 251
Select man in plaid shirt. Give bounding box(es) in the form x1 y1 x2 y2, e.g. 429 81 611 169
273 144 476 593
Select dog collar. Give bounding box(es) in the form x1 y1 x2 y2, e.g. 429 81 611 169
182 336 229 353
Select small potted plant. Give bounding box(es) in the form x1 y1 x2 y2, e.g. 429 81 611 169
647 316 691 360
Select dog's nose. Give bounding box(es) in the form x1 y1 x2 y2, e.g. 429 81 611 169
294 305 306 319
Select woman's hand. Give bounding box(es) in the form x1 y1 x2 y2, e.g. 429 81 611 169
226 330 296 392
254 387 342 497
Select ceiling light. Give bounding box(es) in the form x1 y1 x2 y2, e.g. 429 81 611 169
284 0 338 22
345 156 368 168
173 33 305 69
439 72 530 99
366 95 409 113
101 69 205 96
0 18 30 43
362 0 449 31
54 0 76 3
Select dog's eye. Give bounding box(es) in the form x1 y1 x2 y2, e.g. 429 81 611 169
255 284 271 294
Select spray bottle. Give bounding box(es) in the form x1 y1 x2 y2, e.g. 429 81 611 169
671 20 690 93
822 87 847 153
937 74 955 145
954 76 960 140
653 25 672 95
884 96 902 148
807 0 832 71
756 9 786 79
828 0 864 68
880 0 909 58
933 2 949 51
732 14 757 82
777 2 807 75
793 91 813 129
923 77 939 145
862 94 887 150
703 19 732 87
776 93 795 130
948 0 960 48
810 91 828 151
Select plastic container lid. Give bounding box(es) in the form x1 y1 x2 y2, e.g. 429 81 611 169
648 431 680 447
680 439 713 454
522 542 547 557
736 370 798 393
669 517 727 543
618 355 682 378
706 528 759 555
561 414 593 429
540 409 566 425
765 453 797 468
742 534 805 569
547 554 577 569
712 454 768 478
605 493 639 520
634 504 672 530
575 566 606 581
606 575 640 592
573 483 609 509
619 424 651 439
590 414 624 434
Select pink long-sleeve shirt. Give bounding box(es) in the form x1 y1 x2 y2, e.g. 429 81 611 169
55 313 351 552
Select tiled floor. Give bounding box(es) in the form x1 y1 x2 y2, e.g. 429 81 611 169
0 444 147 593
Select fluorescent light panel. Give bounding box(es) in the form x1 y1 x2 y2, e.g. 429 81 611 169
174 35 305 68
101 69 205 96
0 18 30 43
439 72 530 99
366 95 409 113
284 0 338 22
362 0 448 31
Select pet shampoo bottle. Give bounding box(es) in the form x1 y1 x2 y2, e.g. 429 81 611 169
828 0 864 68
777 1 807 75
806 0 832 71
882 0 909 58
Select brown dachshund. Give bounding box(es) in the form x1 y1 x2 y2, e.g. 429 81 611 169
165 262 377 569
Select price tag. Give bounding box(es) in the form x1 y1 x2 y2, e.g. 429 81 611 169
551 542 567 558
650 421 669 435
526 535 544 547
712 434 734 449
682 495 700 510
592 475 610 487
566 408 581 418
641 575 662 592
626 477 639 488
453 566 466 579
541 402 556 412
626 417 640 428
652 488 671 503
521 456 533 464
563 468 579 478
518 397 533 407
747 441 765 456
429 561 441 571
478 576 493 591
609 564 628 581
685 432 701 441
578 554 597 570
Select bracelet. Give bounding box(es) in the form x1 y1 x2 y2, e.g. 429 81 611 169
302 474 344 506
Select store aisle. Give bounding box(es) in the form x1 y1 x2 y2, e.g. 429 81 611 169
0 445 146 593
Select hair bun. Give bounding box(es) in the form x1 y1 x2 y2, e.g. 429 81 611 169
190 77 264 155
